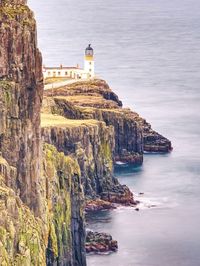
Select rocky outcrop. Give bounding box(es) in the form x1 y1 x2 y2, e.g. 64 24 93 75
0 1 47 260
44 79 122 108
41 78 172 212
41 114 135 206
85 231 118 254
85 199 116 212
0 1 86 265
0 169 46 265
43 79 172 165
0 0 43 215
44 144 86 266
0 144 86 266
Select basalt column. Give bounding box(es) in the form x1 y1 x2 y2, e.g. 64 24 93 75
0 0 43 215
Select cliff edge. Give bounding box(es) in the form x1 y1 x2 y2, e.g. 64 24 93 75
43 79 172 162
0 1 86 265
42 79 172 208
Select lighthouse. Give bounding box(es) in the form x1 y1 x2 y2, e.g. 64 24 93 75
84 44 95 79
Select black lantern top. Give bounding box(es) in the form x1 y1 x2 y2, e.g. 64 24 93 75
85 44 94 56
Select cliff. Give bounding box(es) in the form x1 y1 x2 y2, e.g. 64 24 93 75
41 79 171 208
43 79 172 164
0 1 86 265
44 144 85 266
41 114 135 206
0 146 86 265
0 0 172 264
0 0 43 215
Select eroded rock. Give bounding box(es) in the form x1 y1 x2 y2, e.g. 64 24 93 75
86 231 118 254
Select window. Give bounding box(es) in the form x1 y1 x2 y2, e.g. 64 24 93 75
58 71 61 76
89 69 92 72
65 71 68 76
48 72 51 76
89 62 92 65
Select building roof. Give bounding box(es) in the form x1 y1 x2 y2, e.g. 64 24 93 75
43 66 79 70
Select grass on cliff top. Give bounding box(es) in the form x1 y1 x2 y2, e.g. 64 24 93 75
41 113 100 128
53 95 119 110
53 78 111 93
54 95 104 104
65 78 107 88
44 77 71 85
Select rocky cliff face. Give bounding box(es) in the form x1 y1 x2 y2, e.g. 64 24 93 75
41 78 171 207
0 164 46 265
44 144 85 266
0 146 86 265
0 1 45 263
42 118 115 197
41 114 135 206
0 1 86 265
43 79 172 165
0 1 172 264
0 0 43 214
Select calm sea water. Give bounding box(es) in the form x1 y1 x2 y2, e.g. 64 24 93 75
29 0 200 265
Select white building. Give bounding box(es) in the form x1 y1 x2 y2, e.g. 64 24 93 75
43 44 95 80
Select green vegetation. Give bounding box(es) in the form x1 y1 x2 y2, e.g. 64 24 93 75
15 207 45 265
48 223 58 257
0 80 13 106
0 184 46 265
57 95 104 105
0 3 34 27
100 141 113 172
0 80 12 90
44 144 82 261
41 113 99 128
0 4 29 19
66 79 106 89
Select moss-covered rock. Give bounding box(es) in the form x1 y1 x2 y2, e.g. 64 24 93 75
44 144 86 266
43 79 172 158
0 0 43 215
0 0 87 265
0 179 46 266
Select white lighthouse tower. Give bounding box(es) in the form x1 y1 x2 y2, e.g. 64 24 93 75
84 44 94 79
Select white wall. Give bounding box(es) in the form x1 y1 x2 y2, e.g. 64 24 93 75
84 59 94 78
43 68 91 80
43 68 76 79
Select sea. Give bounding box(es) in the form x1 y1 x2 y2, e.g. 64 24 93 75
29 0 200 265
